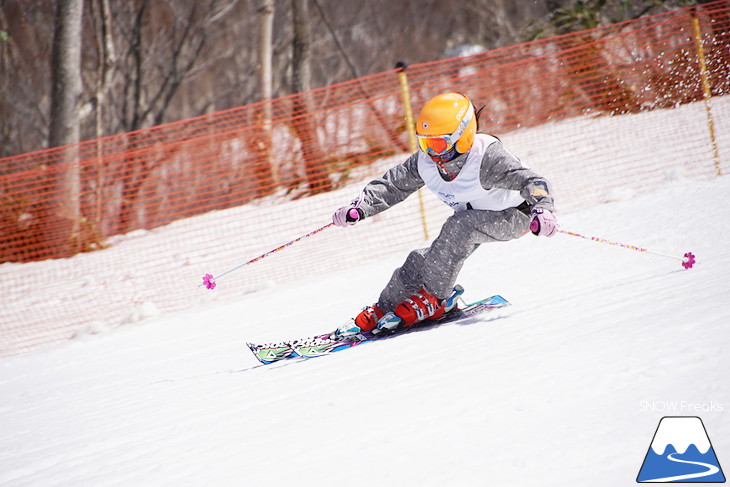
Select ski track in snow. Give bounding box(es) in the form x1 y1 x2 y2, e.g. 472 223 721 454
1 172 729 482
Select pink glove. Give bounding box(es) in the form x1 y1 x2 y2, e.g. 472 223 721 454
530 208 557 237
332 206 363 227
333 195 365 227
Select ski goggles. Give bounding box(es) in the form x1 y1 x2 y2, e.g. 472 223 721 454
416 106 473 156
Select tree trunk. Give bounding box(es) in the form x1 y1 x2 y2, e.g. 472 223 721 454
44 0 84 257
85 0 114 248
291 0 311 96
254 0 276 197
291 0 330 194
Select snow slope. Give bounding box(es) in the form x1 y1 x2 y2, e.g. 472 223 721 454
0 172 728 486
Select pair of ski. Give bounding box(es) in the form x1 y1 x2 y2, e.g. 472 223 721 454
246 294 510 365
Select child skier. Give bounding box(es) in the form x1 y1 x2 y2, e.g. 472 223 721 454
332 92 557 335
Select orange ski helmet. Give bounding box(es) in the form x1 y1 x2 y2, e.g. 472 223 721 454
416 92 476 157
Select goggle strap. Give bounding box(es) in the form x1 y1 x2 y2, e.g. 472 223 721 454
451 102 474 143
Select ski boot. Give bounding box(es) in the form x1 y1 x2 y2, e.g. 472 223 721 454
337 286 465 337
375 285 465 333
334 304 384 337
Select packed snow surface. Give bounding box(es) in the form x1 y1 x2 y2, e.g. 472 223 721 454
1 176 728 486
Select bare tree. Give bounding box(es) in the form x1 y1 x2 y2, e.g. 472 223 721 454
0 10 11 158
48 0 83 149
291 0 312 95
290 0 330 193
253 0 276 195
112 0 260 232
44 0 84 257
117 1 214 131
83 0 115 248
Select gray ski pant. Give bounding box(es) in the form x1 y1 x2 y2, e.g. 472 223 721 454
377 207 531 311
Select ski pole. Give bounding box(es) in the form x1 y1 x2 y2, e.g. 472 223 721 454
556 228 696 269
200 222 335 289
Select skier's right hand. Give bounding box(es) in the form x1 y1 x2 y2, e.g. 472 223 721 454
332 205 364 227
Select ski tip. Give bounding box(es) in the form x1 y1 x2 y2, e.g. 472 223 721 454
492 295 510 305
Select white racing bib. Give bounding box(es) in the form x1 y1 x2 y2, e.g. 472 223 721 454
417 134 525 211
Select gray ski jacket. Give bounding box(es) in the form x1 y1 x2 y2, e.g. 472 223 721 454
356 135 555 219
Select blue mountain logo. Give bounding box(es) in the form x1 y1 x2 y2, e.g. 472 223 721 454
637 416 725 483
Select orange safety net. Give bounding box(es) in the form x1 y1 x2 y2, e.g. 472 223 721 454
1 3 728 357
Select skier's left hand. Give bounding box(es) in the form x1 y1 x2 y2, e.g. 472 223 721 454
530 208 557 237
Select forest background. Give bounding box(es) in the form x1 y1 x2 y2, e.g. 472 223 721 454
0 0 704 159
